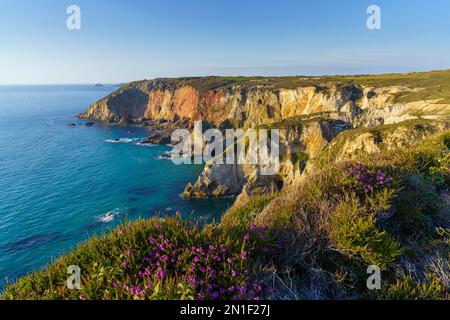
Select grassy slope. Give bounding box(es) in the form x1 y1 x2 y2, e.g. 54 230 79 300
3 130 449 300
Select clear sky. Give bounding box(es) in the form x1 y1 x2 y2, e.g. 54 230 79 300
1 0 449 84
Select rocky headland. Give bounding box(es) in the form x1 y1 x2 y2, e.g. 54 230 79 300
78 71 450 202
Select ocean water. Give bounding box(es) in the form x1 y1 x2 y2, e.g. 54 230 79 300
0 85 233 287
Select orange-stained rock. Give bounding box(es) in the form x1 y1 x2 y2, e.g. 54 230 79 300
173 86 200 119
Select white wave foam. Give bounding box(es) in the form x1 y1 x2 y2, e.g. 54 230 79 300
157 153 190 160
135 141 156 147
105 138 140 144
157 153 172 160
98 208 124 223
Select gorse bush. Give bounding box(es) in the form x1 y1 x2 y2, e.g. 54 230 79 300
330 197 402 270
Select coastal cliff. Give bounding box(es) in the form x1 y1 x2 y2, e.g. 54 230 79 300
5 71 450 300
79 71 450 200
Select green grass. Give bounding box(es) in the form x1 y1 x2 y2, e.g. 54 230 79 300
221 194 275 230
344 69 450 104
114 69 450 104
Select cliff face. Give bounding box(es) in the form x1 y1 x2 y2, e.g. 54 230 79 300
80 72 450 199
80 75 450 127
183 118 350 198
79 79 373 127
82 81 362 126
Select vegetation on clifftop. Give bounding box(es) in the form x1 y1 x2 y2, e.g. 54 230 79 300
3 132 449 300
108 70 450 103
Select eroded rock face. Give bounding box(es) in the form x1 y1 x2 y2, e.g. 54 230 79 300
79 76 450 199
78 80 377 127
183 119 350 198
80 82 150 123
301 119 450 179
329 120 450 163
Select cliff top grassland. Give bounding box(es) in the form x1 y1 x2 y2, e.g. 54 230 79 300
113 69 450 104
2 69 449 300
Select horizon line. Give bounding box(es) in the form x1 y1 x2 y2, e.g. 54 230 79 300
1 68 449 86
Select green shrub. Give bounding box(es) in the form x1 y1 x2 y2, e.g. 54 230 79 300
395 199 432 236
380 275 446 300
395 132 450 187
391 174 443 237
331 198 402 270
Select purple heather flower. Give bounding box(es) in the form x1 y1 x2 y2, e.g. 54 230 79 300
186 275 196 285
156 269 168 280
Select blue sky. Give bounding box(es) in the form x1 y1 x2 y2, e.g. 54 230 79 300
1 0 449 84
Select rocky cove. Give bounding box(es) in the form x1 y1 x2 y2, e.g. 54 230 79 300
78 72 450 208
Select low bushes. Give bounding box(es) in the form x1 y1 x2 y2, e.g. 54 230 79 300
380 274 446 300
330 197 402 270
3 132 449 300
2 217 276 300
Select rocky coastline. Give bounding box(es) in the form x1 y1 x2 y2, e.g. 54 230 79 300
78 72 450 204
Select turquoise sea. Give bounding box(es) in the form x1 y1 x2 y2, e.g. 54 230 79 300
0 85 233 287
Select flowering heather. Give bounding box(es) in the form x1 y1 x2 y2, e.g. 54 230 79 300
111 217 275 300
337 162 393 193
